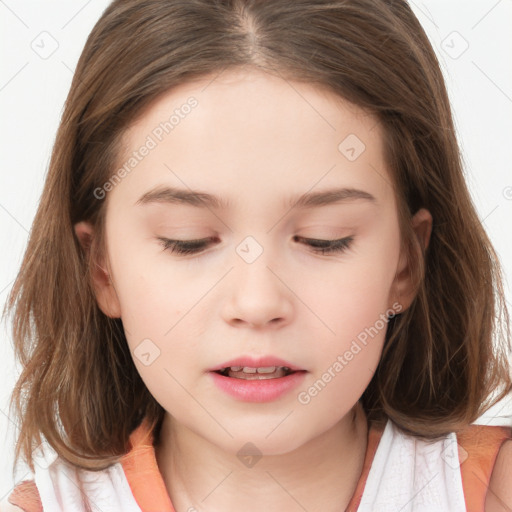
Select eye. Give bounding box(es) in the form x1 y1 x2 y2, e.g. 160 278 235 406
157 235 354 256
293 235 354 255
157 237 214 255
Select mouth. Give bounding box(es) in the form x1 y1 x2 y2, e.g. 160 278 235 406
209 363 308 402
213 366 302 380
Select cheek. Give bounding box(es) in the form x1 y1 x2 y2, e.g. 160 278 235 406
304 228 398 384
312 251 397 343
106 230 185 331
315 285 388 387
297 271 391 418
105 233 206 368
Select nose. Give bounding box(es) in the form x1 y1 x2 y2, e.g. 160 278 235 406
222 252 293 329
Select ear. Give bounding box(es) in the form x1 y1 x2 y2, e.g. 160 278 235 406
74 221 122 319
389 208 433 313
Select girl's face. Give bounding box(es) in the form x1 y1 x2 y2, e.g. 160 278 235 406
77 68 430 455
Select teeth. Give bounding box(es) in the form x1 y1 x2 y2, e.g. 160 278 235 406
224 366 291 373
256 366 277 374
219 366 295 380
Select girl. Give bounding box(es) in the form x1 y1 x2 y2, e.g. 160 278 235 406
2 0 511 511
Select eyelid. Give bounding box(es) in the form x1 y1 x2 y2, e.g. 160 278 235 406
156 235 354 257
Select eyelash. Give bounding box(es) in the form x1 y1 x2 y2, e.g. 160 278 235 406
157 235 354 256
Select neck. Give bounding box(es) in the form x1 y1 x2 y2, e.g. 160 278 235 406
155 402 369 512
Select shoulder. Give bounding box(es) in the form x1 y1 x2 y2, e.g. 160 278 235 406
454 423 511 512
485 439 512 512
0 480 42 512
456 422 511 468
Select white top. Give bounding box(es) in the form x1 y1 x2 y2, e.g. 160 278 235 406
31 418 466 511
32 444 142 512
358 419 467 511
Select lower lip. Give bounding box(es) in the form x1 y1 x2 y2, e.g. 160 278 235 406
209 370 307 402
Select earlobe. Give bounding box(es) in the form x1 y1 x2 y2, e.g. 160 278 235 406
73 221 122 319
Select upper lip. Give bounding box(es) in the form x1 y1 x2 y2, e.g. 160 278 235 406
209 355 306 372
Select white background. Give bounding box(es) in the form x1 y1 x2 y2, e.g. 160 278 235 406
1 0 511 499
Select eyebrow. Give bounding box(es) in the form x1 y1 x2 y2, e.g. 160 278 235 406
135 185 378 210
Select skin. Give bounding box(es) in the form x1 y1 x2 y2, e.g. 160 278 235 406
75 67 432 511
485 440 512 511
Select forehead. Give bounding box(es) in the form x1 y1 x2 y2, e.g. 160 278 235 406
111 68 395 214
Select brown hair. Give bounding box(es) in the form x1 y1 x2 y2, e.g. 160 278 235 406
3 0 511 474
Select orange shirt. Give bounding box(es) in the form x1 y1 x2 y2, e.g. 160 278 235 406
8 417 512 512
